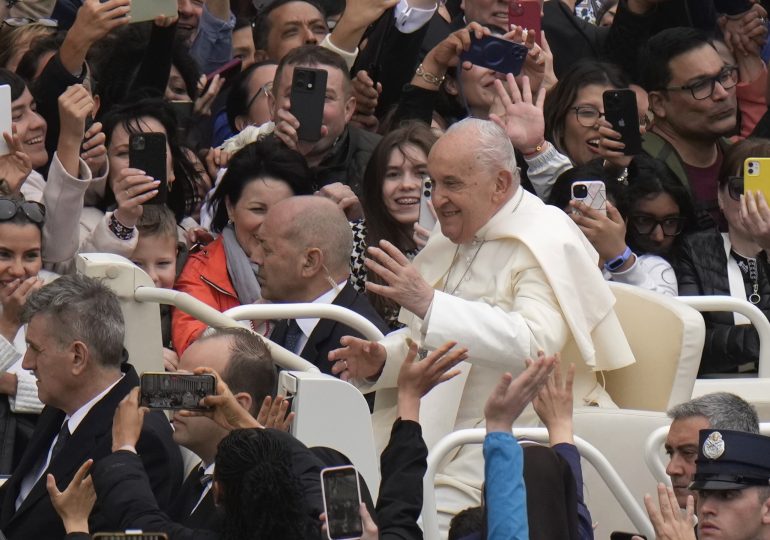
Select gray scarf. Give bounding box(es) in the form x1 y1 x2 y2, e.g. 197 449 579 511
222 224 261 305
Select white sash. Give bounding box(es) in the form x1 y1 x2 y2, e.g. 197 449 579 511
722 233 751 325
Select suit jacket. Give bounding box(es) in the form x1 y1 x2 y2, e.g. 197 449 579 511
0 364 183 540
270 282 389 376
168 467 223 532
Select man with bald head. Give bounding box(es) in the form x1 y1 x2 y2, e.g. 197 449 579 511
330 117 634 530
254 196 388 374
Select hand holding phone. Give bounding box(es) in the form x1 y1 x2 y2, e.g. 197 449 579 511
745 157 770 204
418 176 437 231
321 466 363 540
0 85 12 157
460 35 529 75
140 373 216 410
129 133 168 205
508 0 541 44
128 0 177 23
571 180 607 216
602 89 642 156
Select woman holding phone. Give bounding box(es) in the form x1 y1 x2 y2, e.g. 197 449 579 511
675 138 770 376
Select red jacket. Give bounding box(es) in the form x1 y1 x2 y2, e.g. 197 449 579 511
171 237 240 355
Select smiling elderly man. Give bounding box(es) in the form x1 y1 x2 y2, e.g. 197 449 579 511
329 117 634 530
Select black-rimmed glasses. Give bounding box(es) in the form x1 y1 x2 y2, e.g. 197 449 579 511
0 199 45 224
245 82 273 111
629 215 685 237
663 66 739 100
726 175 743 201
572 105 651 129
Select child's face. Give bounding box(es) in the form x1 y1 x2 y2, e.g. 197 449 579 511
131 234 178 289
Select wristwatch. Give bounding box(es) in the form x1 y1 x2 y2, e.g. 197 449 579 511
604 246 634 272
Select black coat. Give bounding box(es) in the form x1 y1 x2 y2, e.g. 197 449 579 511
0 364 183 540
673 230 770 375
270 281 390 376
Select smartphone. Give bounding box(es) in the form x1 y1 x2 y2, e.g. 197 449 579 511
744 158 770 204
418 175 437 232
291 67 328 142
129 0 177 23
320 465 363 540
460 35 529 76
0 85 11 157
139 372 216 411
603 89 642 156
93 534 168 540
205 58 243 88
129 132 168 205
508 0 541 44
169 100 194 124
610 533 646 540
571 180 607 216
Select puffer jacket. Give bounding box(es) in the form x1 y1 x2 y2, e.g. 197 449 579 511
673 229 770 375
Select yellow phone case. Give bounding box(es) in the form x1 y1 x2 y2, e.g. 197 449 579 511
744 158 770 203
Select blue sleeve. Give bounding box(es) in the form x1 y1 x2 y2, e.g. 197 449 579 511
553 442 594 540
483 432 528 540
190 3 236 74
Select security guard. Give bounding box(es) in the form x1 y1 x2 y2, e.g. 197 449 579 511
689 429 770 540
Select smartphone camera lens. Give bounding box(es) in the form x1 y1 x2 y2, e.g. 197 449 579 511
749 162 759 175
131 136 146 151
572 184 588 199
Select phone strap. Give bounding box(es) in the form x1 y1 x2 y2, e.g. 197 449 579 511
723 232 751 325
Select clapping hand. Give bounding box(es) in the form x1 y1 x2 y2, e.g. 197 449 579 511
636 483 696 540
178 367 262 430
0 128 32 195
256 395 295 431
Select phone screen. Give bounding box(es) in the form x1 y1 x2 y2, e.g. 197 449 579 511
0 85 11 156
139 373 216 410
322 466 362 540
610 533 646 540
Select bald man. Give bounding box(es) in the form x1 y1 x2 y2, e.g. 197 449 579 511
253 196 388 375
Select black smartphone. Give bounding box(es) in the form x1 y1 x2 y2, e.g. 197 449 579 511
610 532 646 540
204 57 243 90
290 67 328 142
321 466 362 540
460 35 529 76
603 89 642 156
139 372 216 410
129 132 168 205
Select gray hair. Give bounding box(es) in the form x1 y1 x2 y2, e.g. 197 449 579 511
21 274 125 368
289 196 353 275
667 392 760 434
445 118 518 178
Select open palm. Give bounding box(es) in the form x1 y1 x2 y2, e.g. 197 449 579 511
488 74 546 154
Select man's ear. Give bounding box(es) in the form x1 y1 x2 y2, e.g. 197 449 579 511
492 169 514 202
233 391 253 415
444 76 459 97
300 247 324 278
344 94 356 124
92 94 101 118
648 90 667 121
762 492 770 524
70 341 90 376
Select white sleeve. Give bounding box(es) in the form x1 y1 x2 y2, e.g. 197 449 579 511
524 143 573 201
610 254 678 297
394 0 438 33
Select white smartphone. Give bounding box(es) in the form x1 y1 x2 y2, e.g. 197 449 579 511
418 175 437 232
0 85 11 157
130 0 177 23
571 180 607 216
320 465 362 540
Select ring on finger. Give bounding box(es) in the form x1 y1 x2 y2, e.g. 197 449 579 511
343 360 349 370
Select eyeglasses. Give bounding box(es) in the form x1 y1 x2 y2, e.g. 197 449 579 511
663 66 739 100
1 17 58 28
572 105 651 129
245 82 273 111
726 175 743 201
629 215 685 237
0 199 45 224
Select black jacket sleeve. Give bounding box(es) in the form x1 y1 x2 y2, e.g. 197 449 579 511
376 419 427 540
129 23 178 98
391 84 437 127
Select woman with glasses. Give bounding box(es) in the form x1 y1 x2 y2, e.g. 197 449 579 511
544 59 649 169
674 139 770 376
0 198 55 473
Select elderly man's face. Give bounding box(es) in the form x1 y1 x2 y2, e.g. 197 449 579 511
666 415 711 508
254 209 305 302
697 487 770 540
651 44 737 141
22 314 74 412
427 133 509 244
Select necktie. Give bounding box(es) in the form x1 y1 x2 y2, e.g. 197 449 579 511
50 421 70 462
283 320 303 354
179 464 207 517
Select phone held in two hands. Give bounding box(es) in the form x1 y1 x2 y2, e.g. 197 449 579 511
139 372 216 411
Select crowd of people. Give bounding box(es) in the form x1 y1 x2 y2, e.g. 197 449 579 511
1 0 770 538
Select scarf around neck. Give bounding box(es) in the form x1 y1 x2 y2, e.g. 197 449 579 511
222 224 261 305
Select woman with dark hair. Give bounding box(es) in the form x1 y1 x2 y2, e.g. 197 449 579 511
172 138 314 354
675 138 770 375
548 157 682 295
351 123 437 327
544 59 647 168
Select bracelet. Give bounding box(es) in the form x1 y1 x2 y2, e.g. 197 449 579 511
604 246 634 272
523 141 547 158
109 213 135 241
415 64 445 87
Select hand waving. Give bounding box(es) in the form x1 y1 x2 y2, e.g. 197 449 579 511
488 73 546 155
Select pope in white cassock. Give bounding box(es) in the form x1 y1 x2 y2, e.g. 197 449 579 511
329 116 635 531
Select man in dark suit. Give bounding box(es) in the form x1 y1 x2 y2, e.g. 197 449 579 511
254 196 389 375
168 327 292 531
0 274 183 540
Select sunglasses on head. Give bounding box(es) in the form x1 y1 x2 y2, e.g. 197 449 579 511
0 199 45 224
2 17 58 28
